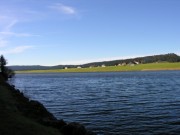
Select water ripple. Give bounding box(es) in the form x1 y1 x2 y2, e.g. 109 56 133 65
11 71 180 135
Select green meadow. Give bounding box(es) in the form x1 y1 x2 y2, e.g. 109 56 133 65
16 62 180 73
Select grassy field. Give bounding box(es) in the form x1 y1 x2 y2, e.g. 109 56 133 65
16 62 180 73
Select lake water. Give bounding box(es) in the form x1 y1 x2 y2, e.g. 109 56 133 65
11 71 180 135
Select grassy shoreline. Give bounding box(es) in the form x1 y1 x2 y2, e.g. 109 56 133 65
16 62 180 73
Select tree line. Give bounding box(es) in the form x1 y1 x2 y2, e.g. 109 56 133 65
82 53 180 67
8 53 180 71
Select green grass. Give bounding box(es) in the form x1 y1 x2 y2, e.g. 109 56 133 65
0 78 62 135
16 62 180 73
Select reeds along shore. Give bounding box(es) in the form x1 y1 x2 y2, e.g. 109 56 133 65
0 76 96 135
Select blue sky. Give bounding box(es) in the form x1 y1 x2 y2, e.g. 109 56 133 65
0 0 180 66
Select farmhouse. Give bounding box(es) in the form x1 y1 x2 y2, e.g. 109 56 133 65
101 64 106 67
77 66 82 69
134 61 140 64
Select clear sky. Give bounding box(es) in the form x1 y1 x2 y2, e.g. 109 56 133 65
0 0 180 66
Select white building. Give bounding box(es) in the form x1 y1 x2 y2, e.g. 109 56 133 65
77 66 82 69
101 64 106 67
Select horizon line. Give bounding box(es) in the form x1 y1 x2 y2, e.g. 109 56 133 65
7 53 179 67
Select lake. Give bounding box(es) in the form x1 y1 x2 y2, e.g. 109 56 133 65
11 71 180 135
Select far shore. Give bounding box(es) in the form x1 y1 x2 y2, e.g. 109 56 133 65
15 62 180 74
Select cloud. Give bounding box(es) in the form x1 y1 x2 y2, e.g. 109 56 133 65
0 31 39 37
0 19 39 37
49 3 77 15
0 46 33 55
59 55 144 65
0 15 10 23
10 46 33 53
0 20 37 53
0 15 15 31
5 19 18 31
175 52 180 56
0 38 8 47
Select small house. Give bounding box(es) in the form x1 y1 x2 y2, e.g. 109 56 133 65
101 64 106 67
77 66 82 69
122 62 126 66
134 61 140 65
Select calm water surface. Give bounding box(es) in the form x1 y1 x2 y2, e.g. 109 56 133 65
11 71 180 135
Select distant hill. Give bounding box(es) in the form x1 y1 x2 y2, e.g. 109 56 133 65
8 53 180 71
8 65 77 71
82 53 180 68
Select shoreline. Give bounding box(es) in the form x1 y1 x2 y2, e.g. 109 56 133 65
15 69 180 74
15 68 180 74
14 63 180 74
0 76 96 135
141 68 180 71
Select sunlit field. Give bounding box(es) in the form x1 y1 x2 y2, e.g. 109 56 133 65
16 62 180 73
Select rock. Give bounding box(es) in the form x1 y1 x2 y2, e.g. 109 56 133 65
56 119 67 129
6 83 96 135
42 119 67 129
86 131 97 135
60 122 87 135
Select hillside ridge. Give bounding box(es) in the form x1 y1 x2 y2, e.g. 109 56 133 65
9 53 180 71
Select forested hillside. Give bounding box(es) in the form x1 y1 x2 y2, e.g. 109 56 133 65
82 53 180 67
9 53 180 71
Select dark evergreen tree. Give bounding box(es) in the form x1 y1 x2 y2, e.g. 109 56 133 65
0 55 15 80
0 55 7 73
